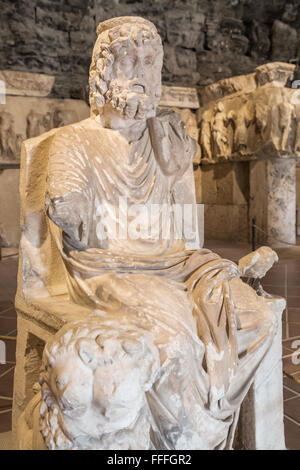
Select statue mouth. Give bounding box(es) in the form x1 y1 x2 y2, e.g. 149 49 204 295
131 84 145 94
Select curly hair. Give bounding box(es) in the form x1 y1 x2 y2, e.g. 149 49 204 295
89 18 162 116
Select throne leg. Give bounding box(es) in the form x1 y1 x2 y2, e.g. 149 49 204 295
238 298 286 450
12 314 53 447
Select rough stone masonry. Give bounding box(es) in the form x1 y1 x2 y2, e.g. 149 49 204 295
1 0 300 100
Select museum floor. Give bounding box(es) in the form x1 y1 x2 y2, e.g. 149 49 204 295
0 240 299 450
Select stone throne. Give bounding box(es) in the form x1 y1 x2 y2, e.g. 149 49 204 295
12 117 201 450
13 16 286 450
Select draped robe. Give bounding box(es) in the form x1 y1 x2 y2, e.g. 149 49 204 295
45 110 277 450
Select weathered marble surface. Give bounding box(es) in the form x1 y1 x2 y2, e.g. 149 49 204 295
0 169 20 247
239 246 278 279
0 70 55 97
169 107 200 163
197 62 299 164
13 16 286 450
249 159 296 247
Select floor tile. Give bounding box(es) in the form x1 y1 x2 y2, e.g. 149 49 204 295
287 297 300 308
287 323 300 338
287 286 300 296
0 363 14 377
0 301 13 313
283 375 300 393
263 285 286 297
283 386 298 400
0 308 16 319
1 340 16 364
284 396 300 423
0 398 13 409
293 372 300 384
284 417 300 450
287 308 300 323
0 318 17 335
262 274 286 286
0 367 14 397
283 346 293 356
283 357 300 377
0 409 12 433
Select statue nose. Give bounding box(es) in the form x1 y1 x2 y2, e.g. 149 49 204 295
134 59 145 79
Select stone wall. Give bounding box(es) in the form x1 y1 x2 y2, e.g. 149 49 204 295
1 0 300 100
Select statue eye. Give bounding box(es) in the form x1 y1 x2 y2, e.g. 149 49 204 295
56 376 67 390
144 56 153 66
120 54 136 67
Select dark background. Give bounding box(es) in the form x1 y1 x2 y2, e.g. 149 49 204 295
1 0 300 98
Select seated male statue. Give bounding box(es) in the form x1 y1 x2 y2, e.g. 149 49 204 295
18 17 281 450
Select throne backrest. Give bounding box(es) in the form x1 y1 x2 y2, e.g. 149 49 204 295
16 128 68 302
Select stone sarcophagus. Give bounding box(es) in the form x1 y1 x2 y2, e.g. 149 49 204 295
13 16 286 450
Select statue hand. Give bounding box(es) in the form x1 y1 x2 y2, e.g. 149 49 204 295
45 191 89 249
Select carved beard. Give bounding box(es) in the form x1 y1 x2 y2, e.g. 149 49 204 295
105 78 159 121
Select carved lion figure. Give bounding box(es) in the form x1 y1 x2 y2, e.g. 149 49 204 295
19 320 160 450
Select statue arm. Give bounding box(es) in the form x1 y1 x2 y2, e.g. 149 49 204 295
148 109 197 179
45 130 92 250
45 191 90 250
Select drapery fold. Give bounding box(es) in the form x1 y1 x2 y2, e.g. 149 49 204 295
46 113 277 449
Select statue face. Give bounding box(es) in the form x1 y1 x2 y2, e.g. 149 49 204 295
92 349 145 432
106 37 163 121
90 23 163 124
48 355 93 418
41 322 159 448
112 39 162 98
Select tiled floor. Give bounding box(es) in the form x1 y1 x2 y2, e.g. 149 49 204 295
0 242 299 449
0 252 17 435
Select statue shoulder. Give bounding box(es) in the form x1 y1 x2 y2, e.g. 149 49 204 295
48 117 109 156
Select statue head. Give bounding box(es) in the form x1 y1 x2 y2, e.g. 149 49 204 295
89 17 163 127
39 320 159 449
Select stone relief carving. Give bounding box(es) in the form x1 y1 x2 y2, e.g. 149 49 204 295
0 70 55 97
159 85 199 109
26 110 52 139
0 111 23 161
16 16 286 450
0 97 89 164
197 62 300 163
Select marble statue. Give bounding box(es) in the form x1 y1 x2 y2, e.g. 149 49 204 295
16 17 285 450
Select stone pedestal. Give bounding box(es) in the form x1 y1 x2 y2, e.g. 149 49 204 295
196 161 249 242
249 159 296 247
238 297 286 450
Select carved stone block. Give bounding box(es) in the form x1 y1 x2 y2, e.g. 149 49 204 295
0 70 55 97
0 96 89 164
